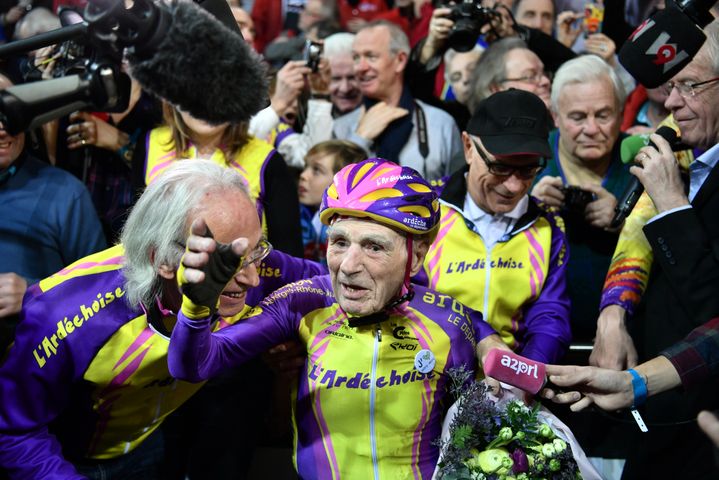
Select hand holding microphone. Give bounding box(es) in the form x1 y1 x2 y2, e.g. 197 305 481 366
611 125 683 228
630 133 689 213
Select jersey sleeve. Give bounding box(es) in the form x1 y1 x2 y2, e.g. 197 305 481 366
519 211 572 364
0 291 87 479
169 278 331 382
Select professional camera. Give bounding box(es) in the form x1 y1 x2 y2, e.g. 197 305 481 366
561 186 596 214
443 0 500 52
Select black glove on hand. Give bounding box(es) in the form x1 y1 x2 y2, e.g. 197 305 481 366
177 226 244 319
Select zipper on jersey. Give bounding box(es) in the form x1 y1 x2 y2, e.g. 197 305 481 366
369 323 382 480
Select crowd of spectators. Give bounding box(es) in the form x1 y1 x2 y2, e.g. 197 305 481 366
3 0 719 479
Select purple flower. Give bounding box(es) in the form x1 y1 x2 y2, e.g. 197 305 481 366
511 448 529 473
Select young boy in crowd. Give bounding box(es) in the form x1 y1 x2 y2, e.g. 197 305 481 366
298 140 365 262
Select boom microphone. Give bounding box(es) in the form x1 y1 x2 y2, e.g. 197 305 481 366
483 349 546 395
618 0 714 88
91 0 268 124
611 125 679 228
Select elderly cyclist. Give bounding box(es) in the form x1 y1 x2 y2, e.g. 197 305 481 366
168 158 501 479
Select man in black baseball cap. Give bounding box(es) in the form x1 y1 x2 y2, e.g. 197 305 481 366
416 88 571 367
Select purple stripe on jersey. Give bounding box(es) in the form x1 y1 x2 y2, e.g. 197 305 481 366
310 309 343 352
404 307 440 479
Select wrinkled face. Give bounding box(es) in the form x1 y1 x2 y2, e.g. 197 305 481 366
664 50 719 150
179 110 229 139
299 153 336 207
0 77 24 169
463 133 538 214
515 0 554 36
329 53 362 114
500 48 551 108
352 26 406 101
327 218 408 316
189 189 262 318
232 7 256 46
447 49 481 106
554 78 621 165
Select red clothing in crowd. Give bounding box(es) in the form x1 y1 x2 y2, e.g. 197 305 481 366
337 0 390 31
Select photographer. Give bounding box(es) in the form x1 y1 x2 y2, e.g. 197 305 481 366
407 0 574 129
531 55 633 346
249 32 361 169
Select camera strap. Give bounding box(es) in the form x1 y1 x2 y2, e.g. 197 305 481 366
414 101 429 160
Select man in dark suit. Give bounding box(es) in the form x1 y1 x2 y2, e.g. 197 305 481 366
582 19 719 479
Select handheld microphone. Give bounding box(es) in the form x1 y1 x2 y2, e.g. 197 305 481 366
611 126 679 228
618 0 714 88
483 348 546 395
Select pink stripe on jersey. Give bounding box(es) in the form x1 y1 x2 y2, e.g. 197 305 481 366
113 327 154 370
54 256 123 277
309 370 341 478
147 158 177 184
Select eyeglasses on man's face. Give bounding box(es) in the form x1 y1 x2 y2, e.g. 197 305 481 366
500 70 550 86
661 76 719 98
175 237 273 271
472 138 546 180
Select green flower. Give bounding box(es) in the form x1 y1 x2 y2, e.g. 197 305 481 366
549 458 561 472
538 423 554 439
475 448 514 474
499 427 514 441
542 443 556 458
552 438 567 453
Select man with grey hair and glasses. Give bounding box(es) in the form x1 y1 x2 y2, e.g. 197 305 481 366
0 160 323 479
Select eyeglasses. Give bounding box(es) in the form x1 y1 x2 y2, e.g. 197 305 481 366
500 70 550 85
472 138 546 180
662 76 719 98
175 237 272 271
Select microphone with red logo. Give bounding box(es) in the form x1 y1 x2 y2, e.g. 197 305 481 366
618 0 714 88
483 349 547 395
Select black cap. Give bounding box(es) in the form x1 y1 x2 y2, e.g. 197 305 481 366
466 89 552 159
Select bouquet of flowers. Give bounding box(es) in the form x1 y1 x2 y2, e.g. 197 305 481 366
434 367 585 480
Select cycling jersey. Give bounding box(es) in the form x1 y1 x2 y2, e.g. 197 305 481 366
0 246 323 479
144 127 275 234
417 168 571 364
169 276 496 479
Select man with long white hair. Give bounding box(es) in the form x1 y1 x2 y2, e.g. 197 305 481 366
0 160 322 479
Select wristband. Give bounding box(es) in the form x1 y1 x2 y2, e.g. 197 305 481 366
627 368 648 407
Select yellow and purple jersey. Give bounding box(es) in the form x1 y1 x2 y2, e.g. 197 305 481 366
417 170 571 364
169 277 496 479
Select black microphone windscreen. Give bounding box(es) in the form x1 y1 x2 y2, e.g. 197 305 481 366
618 7 705 88
127 1 268 125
